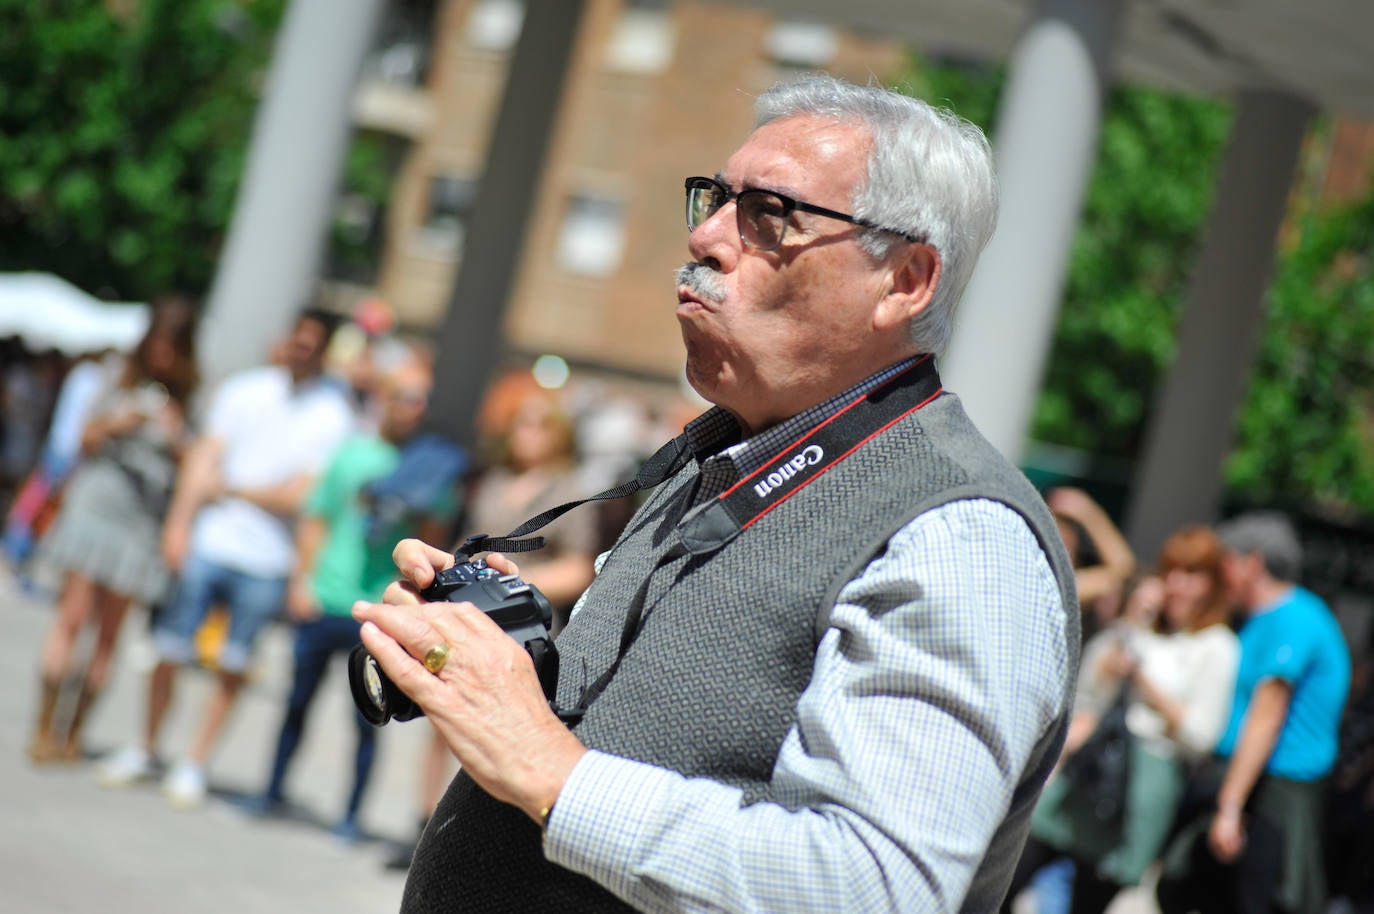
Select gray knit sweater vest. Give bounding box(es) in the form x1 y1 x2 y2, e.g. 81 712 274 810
401 391 1078 913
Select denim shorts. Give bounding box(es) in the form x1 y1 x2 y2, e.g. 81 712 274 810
153 553 287 674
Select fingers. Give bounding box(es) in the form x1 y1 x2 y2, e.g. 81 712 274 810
483 553 520 576
353 599 441 659
382 577 425 606
358 617 443 709
392 538 458 591
353 597 504 669
354 597 530 718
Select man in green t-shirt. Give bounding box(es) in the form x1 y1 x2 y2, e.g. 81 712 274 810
245 351 458 840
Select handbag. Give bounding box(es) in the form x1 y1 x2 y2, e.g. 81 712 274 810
1060 684 1133 831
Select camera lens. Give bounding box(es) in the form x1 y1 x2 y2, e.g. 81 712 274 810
362 656 386 710
348 644 424 726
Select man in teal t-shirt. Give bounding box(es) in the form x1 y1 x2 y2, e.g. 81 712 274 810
1158 512 1351 914
1215 585 1349 780
245 353 459 839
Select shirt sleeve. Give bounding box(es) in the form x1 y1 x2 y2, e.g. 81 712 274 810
1254 613 1317 688
543 498 1072 914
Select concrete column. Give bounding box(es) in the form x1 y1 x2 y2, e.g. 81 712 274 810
1124 90 1315 560
197 0 385 383
426 0 588 449
941 0 1125 463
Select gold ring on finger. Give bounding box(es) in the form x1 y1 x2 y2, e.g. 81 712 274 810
423 642 451 675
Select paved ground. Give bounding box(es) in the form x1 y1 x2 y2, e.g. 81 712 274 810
2 564 443 914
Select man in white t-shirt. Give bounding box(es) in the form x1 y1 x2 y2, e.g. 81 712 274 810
98 309 356 807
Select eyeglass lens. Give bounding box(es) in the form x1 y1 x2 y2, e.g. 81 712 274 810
686 180 790 251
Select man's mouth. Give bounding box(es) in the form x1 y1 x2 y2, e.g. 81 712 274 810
677 287 712 313
675 261 726 313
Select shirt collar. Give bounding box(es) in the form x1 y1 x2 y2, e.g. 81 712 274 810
683 356 922 477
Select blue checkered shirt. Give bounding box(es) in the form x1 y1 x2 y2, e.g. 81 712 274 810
548 362 1071 913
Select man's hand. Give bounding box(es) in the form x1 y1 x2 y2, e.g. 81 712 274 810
1208 806 1246 862
383 537 462 605
357 542 586 824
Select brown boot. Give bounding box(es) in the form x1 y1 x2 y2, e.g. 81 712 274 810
28 678 63 764
60 687 100 762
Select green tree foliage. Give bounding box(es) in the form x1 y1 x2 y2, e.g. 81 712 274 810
910 54 1374 515
1227 193 1374 514
904 58 1232 459
0 0 285 300
1042 90 1231 458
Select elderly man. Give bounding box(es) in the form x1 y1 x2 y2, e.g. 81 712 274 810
356 74 1078 913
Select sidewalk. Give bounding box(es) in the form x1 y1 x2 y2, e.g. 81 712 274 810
2 565 443 914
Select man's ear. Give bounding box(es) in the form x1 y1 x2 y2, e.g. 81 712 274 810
874 243 941 332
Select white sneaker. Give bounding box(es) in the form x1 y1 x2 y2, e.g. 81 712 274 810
96 746 155 787
162 762 207 809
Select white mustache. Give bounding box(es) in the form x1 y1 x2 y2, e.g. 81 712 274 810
676 262 726 303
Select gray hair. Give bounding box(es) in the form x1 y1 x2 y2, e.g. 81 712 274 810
1215 511 1304 583
754 73 998 354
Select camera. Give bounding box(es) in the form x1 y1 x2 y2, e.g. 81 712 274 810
348 559 557 726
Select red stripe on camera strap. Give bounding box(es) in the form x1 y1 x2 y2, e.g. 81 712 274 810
677 354 942 556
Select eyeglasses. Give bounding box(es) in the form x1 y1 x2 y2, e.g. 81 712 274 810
684 176 923 252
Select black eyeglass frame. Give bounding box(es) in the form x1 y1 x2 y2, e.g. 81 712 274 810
684 175 924 251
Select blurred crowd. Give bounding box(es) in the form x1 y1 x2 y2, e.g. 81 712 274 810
1009 491 1370 914
4 301 1373 914
1 296 682 863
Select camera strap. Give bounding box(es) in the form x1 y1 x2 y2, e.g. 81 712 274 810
559 356 942 725
446 358 941 725
457 355 941 563
453 431 696 560
675 354 941 556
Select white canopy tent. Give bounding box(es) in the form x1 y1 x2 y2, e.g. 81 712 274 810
0 273 149 357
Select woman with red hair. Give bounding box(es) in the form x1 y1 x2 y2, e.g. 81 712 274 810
1007 525 1241 914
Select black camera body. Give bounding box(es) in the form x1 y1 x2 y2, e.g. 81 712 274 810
348 559 558 726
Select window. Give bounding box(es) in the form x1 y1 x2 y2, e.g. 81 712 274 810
363 0 440 87
466 0 524 52
605 6 675 74
765 20 837 69
416 174 480 259
556 195 626 278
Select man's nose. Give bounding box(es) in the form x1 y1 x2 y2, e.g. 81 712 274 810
687 201 741 272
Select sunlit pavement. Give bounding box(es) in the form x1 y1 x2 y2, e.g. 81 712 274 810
1 563 439 914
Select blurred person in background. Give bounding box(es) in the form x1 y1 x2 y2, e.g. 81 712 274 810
26 296 199 763
386 377 596 870
1047 486 1137 641
1017 486 1138 914
1157 512 1352 914
242 346 459 842
1324 652 1374 914
1008 526 1239 913
3 346 121 577
467 382 597 637
1 344 63 500
1014 574 1167 914
97 307 356 808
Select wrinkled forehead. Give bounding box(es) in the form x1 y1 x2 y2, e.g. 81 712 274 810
724 115 872 203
